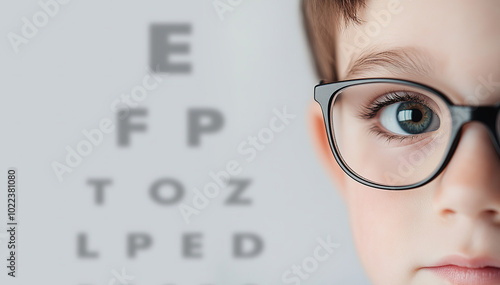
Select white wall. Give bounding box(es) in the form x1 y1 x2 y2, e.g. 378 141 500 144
0 0 370 284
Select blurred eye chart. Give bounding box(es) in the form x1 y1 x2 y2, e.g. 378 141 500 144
0 0 370 284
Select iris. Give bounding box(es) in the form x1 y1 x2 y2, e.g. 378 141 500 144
396 102 433 134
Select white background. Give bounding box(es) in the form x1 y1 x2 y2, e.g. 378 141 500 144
0 0 370 284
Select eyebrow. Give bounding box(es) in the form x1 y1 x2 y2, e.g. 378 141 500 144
344 47 434 80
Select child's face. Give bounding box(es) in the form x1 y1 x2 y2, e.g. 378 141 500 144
310 0 500 284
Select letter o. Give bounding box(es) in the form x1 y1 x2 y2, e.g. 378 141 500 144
33 11 49 27
365 21 381 37
258 128 274 144
131 86 148 102
76 140 93 156
150 178 184 205
302 257 319 273
203 182 220 199
409 150 425 167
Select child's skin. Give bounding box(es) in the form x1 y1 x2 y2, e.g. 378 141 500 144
308 0 500 284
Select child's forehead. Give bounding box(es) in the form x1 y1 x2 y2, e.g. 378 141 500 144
334 0 500 104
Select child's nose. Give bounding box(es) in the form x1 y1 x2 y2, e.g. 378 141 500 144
433 122 500 224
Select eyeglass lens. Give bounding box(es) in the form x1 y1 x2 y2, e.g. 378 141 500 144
330 82 454 187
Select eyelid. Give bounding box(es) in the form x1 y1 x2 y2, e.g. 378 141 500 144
367 124 423 145
358 91 439 120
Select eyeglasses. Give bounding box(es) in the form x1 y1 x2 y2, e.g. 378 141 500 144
314 78 500 190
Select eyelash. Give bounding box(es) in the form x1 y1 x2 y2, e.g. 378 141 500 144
359 92 427 119
367 125 420 143
358 91 430 143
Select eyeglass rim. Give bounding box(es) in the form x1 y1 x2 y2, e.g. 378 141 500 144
314 77 500 190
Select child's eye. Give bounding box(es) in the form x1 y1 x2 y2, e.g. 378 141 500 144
378 101 441 135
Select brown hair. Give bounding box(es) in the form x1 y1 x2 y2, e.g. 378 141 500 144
302 0 366 82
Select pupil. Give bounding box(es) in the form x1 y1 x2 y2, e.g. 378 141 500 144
411 109 423 122
396 102 432 134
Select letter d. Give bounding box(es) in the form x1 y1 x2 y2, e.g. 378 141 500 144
65 145 82 167
371 9 391 27
82 128 103 146
21 17 38 39
39 0 60 17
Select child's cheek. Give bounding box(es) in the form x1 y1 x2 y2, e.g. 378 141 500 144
344 179 433 284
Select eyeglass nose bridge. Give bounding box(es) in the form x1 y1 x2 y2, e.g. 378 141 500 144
450 105 500 156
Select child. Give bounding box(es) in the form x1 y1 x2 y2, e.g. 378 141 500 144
302 0 500 284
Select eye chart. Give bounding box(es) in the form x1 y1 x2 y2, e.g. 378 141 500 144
0 0 368 284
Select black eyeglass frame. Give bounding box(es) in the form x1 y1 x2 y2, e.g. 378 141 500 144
314 78 500 190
